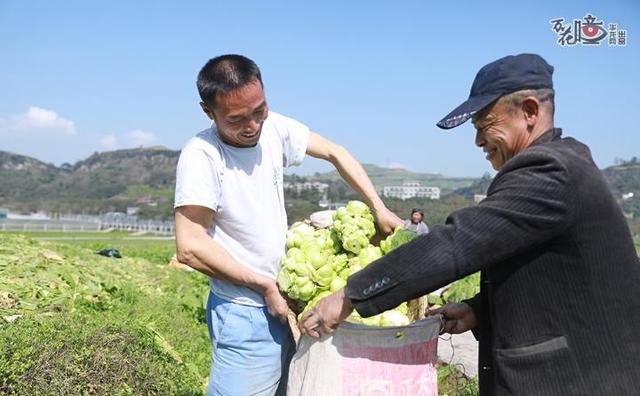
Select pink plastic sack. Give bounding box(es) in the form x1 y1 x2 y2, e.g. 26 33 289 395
287 316 441 395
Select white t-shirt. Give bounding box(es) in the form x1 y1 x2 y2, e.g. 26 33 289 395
174 111 310 306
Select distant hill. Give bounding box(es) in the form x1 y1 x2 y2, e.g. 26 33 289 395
0 151 61 204
1 149 638 220
310 163 478 193
447 161 640 218
603 161 640 196
0 148 179 218
63 147 179 199
0 150 480 215
449 173 494 198
604 161 640 220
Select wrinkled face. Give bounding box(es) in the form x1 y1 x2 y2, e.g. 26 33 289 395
201 79 269 147
472 100 529 171
411 212 422 223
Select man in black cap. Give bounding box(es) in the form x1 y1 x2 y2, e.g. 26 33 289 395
300 53 640 394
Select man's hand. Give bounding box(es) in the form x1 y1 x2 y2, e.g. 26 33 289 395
263 282 290 323
427 302 477 334
299 288 354 338
372 206 403 235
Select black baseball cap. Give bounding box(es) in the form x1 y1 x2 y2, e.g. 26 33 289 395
436 53 554 130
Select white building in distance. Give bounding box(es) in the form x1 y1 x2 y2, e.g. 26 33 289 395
284 181 329 194
383 181 440 200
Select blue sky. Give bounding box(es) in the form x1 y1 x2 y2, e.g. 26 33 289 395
0 0 638 177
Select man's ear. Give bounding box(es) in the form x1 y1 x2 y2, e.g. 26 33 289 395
521 97 540 128
200 101 215 121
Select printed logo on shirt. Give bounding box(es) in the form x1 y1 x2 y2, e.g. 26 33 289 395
272 167 282 189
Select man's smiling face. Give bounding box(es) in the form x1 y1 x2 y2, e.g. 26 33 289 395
472 99 530 171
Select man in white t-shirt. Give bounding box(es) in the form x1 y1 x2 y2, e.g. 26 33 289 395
174 54 402 396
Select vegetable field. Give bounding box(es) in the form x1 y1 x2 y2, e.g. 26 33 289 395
0 230 478 395
0 233 211 395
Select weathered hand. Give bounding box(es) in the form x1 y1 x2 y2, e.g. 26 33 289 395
427 302 477 334
263 282 290 323
299 288 354 338
372 206 403 236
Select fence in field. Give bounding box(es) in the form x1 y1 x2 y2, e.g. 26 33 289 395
99 219 174 235
0 213 174 236
0 221 101 232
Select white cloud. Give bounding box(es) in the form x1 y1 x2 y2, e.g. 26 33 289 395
99 135 118 150
0 106 76 137
386 162 410 170
98 129 158 152
127 129 157 146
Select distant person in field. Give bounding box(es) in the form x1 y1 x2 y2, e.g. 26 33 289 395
404 208 429 235
173 54 402 396
300 53 640 395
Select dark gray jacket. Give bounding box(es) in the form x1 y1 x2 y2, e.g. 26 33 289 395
347 128 640 395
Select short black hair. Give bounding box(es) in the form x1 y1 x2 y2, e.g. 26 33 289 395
411 208 424 219
197 54 263 108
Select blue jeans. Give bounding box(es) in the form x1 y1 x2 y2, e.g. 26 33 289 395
206 291 295 396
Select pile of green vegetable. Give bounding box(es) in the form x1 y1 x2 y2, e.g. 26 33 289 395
0 233 210 395
427 272 481 306
278 201 419 326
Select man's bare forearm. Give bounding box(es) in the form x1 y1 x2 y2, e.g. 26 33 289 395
176 231 272 294
329 145 385 212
